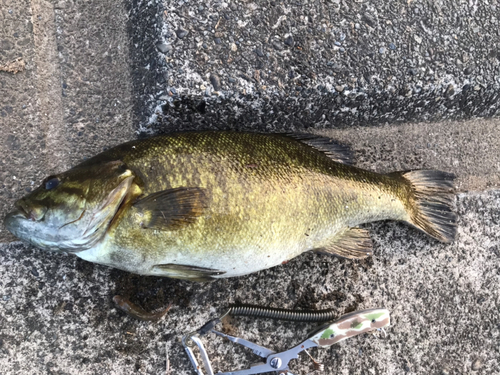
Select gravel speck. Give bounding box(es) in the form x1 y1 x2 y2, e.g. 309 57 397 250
335 85 344 93
210 73 221 91
379 47 386 54
214 37 221 45
255 48 264 57
389 43 396 50
472 358 482 371
284 35 294 47
155 42 171 53
445 84 455 97
175 28 188 39
464 67 472 75
272 40 283 51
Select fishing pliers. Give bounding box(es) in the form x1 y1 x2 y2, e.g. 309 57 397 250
182 306 390 375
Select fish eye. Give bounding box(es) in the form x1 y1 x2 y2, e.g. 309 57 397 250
372 319 376 323
44 177 60 190
330 333 335 338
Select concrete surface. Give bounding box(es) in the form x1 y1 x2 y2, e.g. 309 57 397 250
1 0 499 374
148 0 500 133
1 191 499 374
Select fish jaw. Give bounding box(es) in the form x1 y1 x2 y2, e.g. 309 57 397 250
4 174 135 253
4 210 26 236
4 209 75 251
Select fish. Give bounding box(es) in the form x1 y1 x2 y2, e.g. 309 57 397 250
4 131 457 280
113 295 172 321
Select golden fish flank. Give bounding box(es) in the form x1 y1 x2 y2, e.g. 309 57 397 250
4 132 457 280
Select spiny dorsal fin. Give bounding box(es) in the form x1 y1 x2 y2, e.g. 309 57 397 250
286 133 354 165
314 227 373 259
134 187 208 230
152 264 225 281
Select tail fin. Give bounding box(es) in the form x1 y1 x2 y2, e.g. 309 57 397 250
391 170 457 243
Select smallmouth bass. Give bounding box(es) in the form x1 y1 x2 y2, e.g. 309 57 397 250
4 132 457 280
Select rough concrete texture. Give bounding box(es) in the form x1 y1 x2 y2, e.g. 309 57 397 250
146 0 500 133
1 0 500 374
1 191 499 374
321 118 500 192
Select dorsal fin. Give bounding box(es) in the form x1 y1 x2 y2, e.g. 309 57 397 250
286 133 354 165
133 187 208 230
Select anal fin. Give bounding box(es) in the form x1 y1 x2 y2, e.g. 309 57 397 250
152 264 225 281
315 227 373 259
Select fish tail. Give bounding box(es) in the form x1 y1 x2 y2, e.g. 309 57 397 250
391 170 457 243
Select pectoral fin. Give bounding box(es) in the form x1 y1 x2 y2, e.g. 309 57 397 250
152 264 225 281
134 187 208 230
315 227 373 259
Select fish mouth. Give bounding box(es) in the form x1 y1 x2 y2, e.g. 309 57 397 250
14 199 47 221
3 209 28 236
15 200 31 218
6 209 28 220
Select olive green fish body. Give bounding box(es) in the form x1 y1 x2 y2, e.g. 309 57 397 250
4 132 457 279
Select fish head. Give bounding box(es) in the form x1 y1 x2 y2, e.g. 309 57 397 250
4 160 136 253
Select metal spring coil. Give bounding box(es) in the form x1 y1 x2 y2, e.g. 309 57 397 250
225 304 337 322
